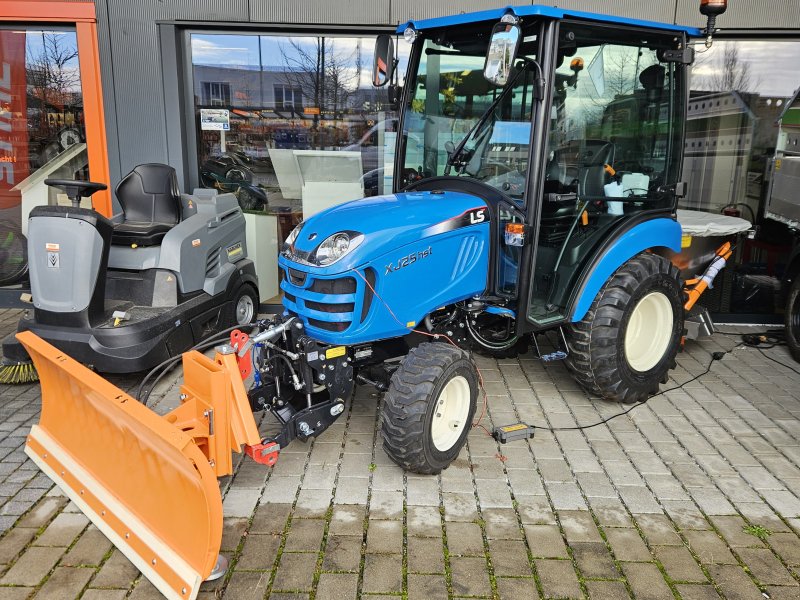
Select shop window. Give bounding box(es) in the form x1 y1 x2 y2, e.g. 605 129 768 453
684 39 800 318
273 85 303 113
0 27 87 287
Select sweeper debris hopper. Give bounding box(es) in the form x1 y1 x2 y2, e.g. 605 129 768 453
18 330 278 600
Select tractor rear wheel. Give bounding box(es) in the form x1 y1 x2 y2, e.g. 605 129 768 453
785 277 800 362
381 342 478 474
565 252 683 404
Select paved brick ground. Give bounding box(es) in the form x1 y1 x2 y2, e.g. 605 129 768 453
1 307 800 599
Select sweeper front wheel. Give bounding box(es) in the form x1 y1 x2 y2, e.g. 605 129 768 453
381 342 478 474
565 252 683 404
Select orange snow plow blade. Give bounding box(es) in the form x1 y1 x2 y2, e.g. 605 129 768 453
18 331 267 600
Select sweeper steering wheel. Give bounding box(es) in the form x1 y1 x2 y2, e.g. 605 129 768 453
44 179 108 208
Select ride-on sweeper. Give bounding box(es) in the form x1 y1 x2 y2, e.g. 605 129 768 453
18 2 731 598
0 164 258 383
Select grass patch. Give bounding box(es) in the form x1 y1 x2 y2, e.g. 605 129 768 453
742 524 771 540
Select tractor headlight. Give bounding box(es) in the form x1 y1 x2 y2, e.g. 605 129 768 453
312 232 363 266
282 221 303 252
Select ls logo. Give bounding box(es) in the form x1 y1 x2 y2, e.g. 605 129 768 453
469 209 486 224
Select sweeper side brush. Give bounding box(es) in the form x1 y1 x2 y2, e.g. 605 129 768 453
0 359 37 384
18 331 277 600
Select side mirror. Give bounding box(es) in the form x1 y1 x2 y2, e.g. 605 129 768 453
373 34 395 87
483 22 521 87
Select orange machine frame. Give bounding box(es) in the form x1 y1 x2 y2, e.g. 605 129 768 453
0 1 111 216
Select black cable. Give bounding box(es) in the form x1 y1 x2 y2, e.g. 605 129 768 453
136 323 255 404
534 348 733 432
754 346 800 377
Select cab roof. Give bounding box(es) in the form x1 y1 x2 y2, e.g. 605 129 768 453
397 4 702 37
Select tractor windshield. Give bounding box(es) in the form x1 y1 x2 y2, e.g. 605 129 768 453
398 24 539 202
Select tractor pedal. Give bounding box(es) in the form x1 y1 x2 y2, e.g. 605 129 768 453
492 422 535 444
245 441 280 466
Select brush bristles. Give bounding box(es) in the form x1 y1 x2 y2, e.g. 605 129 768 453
0 363 39 385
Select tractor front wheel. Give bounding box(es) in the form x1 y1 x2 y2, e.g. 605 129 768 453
381 343 478 474
565 252 683 404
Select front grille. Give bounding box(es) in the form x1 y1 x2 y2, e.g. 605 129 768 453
311 276 356 295
308 318 351 332
284 291 296 303
306 300 355 313
206 247 221 277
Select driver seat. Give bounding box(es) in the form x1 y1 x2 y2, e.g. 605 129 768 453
111 163 181 247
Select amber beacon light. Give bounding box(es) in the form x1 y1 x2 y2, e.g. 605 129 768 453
699 0 728 48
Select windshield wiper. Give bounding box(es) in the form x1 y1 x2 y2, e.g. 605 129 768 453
444 59 543 176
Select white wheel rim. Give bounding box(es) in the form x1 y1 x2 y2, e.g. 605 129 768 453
431 375 471 452
624 291 674 372
236 294 255 325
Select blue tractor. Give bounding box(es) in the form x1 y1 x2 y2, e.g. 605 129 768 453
17 4 729 483
244 2 732 474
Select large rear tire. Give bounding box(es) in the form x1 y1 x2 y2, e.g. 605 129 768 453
785 276 800 363
565 252 683 404
381 343 478 474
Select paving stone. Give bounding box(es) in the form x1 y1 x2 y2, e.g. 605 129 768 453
316 572 358 600
130 577 172 599
764 585 800 600
407 506 441 538
488 539 531 576
635 514 683 546
674 583 723 600
272 552 317 591
653 545 707 583
407 573 448 599
14 496 65 529
361 554 402 594
495 576 538 599
221 570 270 600
622 562 674 600
768 532 800 565
407 536 445 574
523 524 568 559
32 511 88 547
446 521 484 556
364 519 402 555
482 508 523 540
284 518 326 552
0 526 36 564
369 490 403 519
250 503 292 534
705 564 765 600
91 549 140 589
35 566 95 600
571 541 620 579
605 527 652 562
237 532 281 570
328 505 365 537
321 534 362 573
0 545 64 586
0 587 35 600
534 558 582 599
684 530 738 565
81 590 128 600
736 547 798 586
450 556 492 598
559 510 602 543
61 524 113 566
220 517 249 553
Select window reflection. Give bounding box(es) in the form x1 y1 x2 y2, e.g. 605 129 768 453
190 32 409 242
685 40 800 317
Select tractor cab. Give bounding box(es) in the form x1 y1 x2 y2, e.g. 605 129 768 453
378 7 693 330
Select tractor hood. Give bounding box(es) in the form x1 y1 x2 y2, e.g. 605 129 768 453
282 190 489 274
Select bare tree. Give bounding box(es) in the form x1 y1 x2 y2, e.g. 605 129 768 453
26 32 81 109
278 38 358 125
702 42 759 92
